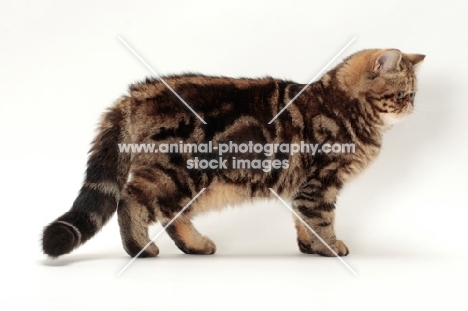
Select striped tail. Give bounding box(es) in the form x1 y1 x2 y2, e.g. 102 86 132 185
42 98 132 257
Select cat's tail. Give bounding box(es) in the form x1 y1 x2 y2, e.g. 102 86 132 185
42 97 132 257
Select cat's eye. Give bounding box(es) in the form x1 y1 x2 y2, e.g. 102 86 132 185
409 92 415 99
396 92 404 99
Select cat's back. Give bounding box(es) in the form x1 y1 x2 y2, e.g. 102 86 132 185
130 74 288 98
123 74 295 140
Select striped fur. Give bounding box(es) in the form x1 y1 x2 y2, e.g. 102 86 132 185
42 49 425 258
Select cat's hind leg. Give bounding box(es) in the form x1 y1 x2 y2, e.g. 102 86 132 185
163 216 216 255
117 182 160 258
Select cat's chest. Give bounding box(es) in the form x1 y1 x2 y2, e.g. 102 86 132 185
337 145 381 182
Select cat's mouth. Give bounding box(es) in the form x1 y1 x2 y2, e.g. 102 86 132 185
380 102 414 127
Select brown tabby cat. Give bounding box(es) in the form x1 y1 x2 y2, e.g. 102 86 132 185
42 49 425 258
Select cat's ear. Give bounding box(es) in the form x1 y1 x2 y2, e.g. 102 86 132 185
404 53 426 66
373 49 402 72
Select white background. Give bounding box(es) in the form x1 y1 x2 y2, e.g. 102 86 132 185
1 0 467 310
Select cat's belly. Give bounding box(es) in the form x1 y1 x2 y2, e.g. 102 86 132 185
190 181 260 214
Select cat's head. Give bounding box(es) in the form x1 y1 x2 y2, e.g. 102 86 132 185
337 49 425 128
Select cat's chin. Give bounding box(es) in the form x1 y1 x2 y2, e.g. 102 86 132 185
380 112 408 129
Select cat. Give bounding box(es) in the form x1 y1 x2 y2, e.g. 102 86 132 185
42 49 425 258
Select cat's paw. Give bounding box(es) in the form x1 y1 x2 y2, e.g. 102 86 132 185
178 237 217 255
199 238 217 255
125 241 160 258
314 240 349 257
299 240 349 257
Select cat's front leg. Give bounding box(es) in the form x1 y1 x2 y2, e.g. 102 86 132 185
292 189 349 257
